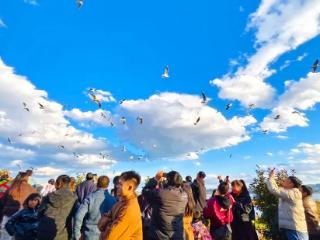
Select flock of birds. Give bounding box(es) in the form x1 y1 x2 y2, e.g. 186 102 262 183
5 3 320 164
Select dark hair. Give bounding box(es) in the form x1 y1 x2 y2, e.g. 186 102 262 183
113 176 120 185
185 176 192 183
86 172 94 181
23 193 41 208
211 189 217 198
56 175 71 186
10 172 29 195
48 179 55 185
166 171 183 188
288 176 302 188
301 185 313 196
197 171 206 179
120 171 141 188
97 176 110 188
231 179 249 194
26 170 33 177
218 182 229 195
183 183 195 216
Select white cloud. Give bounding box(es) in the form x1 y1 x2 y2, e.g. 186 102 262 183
276 135 288 140
115 92 256 159
64 108 112 127
261 73 320 132
86 89 116 104
34 167 64 178
286 143 320 183
211 0 320 107
0 58 120 175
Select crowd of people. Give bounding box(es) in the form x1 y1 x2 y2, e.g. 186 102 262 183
0 168 319 240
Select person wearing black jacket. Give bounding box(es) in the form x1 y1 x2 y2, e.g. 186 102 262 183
230 180 258 240
142 171 188 240
191 171 207 213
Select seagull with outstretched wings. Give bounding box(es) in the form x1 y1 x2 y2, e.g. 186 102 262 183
38 103 45 109
137 116 143 125
274 115 281 120
311 59 319 73
77 0 83 8
201 92 207 104
120 117 126 125
194 117 201 125
226 103 232 110
90 94 102 108
161 66 169 79
23 102 30 112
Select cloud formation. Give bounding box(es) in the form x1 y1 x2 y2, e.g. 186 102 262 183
211 0 320 107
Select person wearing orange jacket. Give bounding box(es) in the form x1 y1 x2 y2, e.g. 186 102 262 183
98 171 142 240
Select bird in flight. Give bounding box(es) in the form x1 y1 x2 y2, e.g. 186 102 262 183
101 112 107 119
201 92 207 104
262 130 269 134
274 115 281 120
311 59 319 73
58 145 65 150
292 110 301 115
119 99 126 105
137 116 143 125
194 117 201 125
225 103 232 110
248 104 255 109
120 117 126 125
90 94 102 108
161 66 169 79
73 152 80 158
38 103 45 109
7 137 12 144
77 0 83 8
22 102 30 112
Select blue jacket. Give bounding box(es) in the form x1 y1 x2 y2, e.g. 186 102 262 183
74 189 116 240
5 207 39 240
76 180 96 207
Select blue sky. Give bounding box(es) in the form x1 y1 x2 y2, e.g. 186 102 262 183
1 0 320 186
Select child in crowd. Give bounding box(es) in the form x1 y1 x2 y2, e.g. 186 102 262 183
192 211 212 240
5 193 41 240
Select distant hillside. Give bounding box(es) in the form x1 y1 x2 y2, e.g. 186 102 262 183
309 184 320 192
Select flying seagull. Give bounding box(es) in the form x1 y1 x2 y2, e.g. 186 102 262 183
248 104 255 109
119 99 126 104
262 130 269 134
311 59 319 73
225 103 232 110
121 146 127 152
120 117 126 125
194 117 201 125
58 145 65 150
90 94 102 108
38 103 45 109
137 116 143 125
101 112 107 119
201 92 207 104
22 102 30 112
7 137 11 144
73 152 80 158
292 110 301 115
77 0 83 8
274 115 281 120
161 66 169 79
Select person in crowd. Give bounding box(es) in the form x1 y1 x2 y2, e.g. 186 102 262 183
5 193 41 240
203 182 234 240
0 172 36 240
74 176 116 240
266 169 308 240
192 211 212 240
191 171 207 213
40 179 55 197
301 185 320 240
0 171 11 225
230 180 258 240
76 173 96 208
98 171 142 240
185 176 192 185
142 170 188 240
37 175 77 240
183 184 195 240
69 177 76 194
110 176 120 198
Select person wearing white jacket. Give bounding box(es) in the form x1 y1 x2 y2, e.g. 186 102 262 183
266 169 308 240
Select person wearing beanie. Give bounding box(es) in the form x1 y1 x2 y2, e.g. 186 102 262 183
266 169 308 240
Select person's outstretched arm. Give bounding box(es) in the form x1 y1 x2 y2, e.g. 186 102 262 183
266 169 294 201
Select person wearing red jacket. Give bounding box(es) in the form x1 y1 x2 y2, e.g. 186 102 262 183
203 182 235 240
